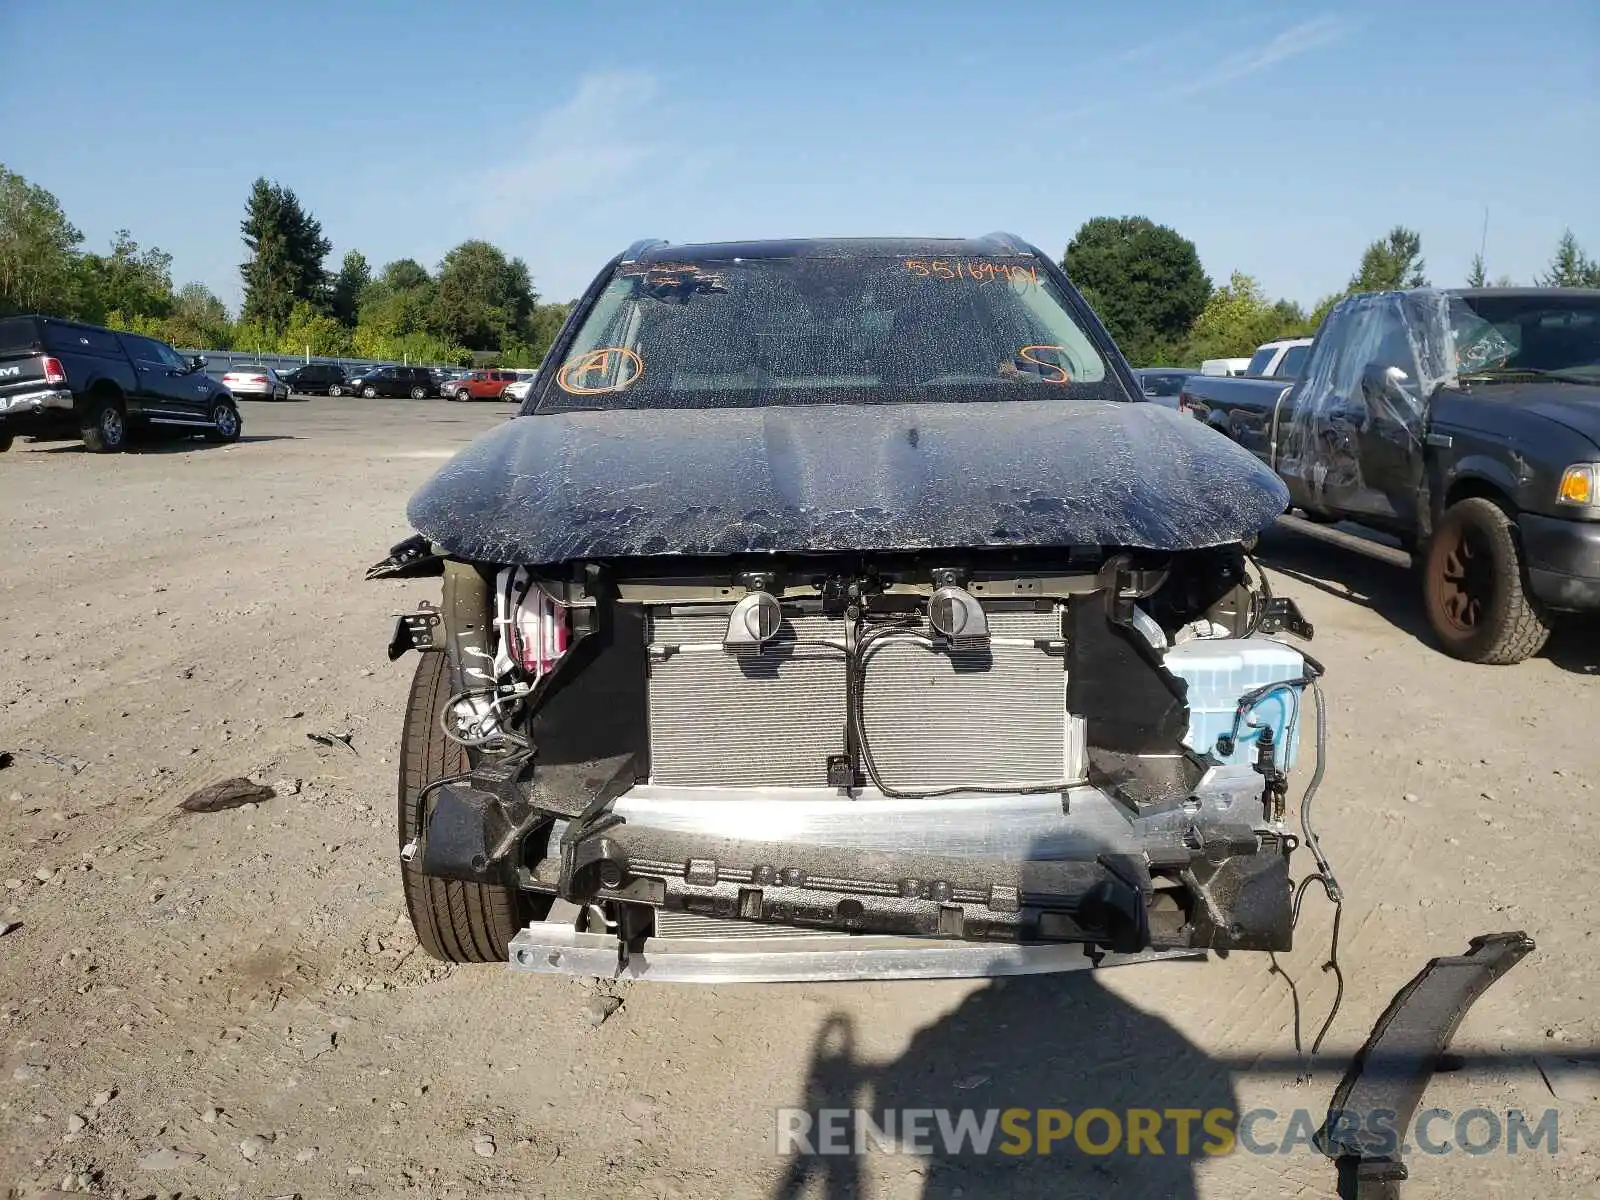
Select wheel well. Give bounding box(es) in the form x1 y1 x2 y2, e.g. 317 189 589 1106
87 380 124 405
1444 475 1513 513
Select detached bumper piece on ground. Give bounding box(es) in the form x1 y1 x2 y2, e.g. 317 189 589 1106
1318 931 1536 1200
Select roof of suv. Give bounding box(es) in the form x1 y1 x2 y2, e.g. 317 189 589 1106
624 233 1035 266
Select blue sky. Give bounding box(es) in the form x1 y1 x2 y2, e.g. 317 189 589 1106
2 0 1596 313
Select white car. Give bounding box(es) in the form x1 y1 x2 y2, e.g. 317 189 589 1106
501 372 536 403
221 365 290 402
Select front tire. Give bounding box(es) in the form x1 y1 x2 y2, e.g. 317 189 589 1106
398 650 532 963
81 394 127 453
206 401 242 443
1422 497 1551 664
363 385 378 399
329 384 344 397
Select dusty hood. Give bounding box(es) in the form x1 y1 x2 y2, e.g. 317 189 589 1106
1489 381 1600 449
406 399 1289 565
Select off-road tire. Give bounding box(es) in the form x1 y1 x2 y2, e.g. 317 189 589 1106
1422 497 1551 664
80 392 127 453
398 650 530 963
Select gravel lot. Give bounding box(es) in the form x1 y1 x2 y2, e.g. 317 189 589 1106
1 395 1598 1199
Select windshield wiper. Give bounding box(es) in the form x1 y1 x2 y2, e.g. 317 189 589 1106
1462 366 1599 384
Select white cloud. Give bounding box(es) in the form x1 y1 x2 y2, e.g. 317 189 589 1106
461 71 662 231
1162 15 1349 100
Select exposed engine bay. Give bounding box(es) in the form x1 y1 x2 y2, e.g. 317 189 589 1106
389 538 1335 972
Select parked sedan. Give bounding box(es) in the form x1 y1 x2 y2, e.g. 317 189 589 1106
281 363 349 395
221 365 291 402
348 365 437 399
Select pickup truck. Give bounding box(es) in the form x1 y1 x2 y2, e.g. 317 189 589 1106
0 314 241 453
1177 337 1311 415
1176 287 1600 663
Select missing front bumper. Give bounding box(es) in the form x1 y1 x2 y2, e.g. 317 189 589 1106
414 774 1295 955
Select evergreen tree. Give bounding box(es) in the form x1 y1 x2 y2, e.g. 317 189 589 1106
239 178 331 333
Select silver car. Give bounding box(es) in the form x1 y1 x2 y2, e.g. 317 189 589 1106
221 365 290 402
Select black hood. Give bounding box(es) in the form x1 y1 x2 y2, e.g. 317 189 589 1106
407 399 1290 566
1484 380 1600 449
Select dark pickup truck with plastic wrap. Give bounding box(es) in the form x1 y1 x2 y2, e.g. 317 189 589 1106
1179 288 1600 664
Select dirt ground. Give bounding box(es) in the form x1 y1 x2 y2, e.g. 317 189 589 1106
2 396 1598 1200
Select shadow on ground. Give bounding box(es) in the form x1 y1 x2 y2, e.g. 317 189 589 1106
771 969 1239 1199
26 433 299 455
1254 524 1600 675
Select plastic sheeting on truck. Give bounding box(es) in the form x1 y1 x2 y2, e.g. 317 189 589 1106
1277 290 1513 520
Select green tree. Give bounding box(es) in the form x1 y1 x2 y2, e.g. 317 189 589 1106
1349 226 1428 292
76 230 174 325
282 300 352 356
1062 217 1211 362
153 282 232 349
330 250 370 327
1536 229 1600 288
0 164 84 316
430 240 536 351
239 178 332 334
1182 271 1307 361
380 258 431 292
1467 252 1488 288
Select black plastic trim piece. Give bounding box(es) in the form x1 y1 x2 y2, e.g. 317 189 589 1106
1317 931 1536 1199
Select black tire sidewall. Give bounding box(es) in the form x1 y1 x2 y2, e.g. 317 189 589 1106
1423 498 1549 664
81 396 127 453
208 402 242 443
398 651 531 962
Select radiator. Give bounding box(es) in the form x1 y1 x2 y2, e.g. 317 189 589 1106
646 607 1083 790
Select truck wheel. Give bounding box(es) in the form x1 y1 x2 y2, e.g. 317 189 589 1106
80 394 128 453
1422 497 1551 664
398 650 533 963
206 401 242 443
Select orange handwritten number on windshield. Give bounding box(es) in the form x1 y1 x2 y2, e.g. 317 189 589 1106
559 347 644 394
1018 346 1072 384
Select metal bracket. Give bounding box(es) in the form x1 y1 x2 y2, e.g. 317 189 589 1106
1257 596 1314 640
387 603 441 660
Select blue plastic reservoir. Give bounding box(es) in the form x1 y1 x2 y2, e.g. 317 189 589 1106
1164 637 1308 767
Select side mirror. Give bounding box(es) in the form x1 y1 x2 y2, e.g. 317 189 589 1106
1361 362 1408 401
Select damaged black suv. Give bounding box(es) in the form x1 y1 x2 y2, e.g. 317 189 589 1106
377 234 1327 982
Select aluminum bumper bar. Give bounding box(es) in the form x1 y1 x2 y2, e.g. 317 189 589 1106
507 919 1203 983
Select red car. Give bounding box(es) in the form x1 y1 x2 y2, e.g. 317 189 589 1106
445 369 519 402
